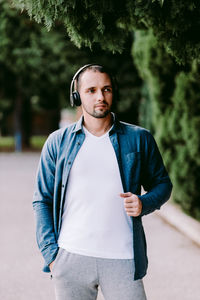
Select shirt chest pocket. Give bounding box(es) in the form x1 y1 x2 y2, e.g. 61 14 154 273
125 152 141 185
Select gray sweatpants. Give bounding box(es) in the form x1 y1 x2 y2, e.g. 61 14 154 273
52 248 147 300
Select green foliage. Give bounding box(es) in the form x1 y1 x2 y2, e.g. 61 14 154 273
30 135 47 149
132 29 200 220
12 0 200 64
166 63 200 219
137 83 153 132
0 136 14 148
0 1 69 110
152 0 165 6
0 135 46 150
132 29 179 131
0 0 73 146
12 0 130 52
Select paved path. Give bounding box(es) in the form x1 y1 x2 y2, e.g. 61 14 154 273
0 153 200 300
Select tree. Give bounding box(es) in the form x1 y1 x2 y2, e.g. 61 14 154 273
132 29 180 131
132 29 200 220
0 1 66 148
167 63 200 220
12 0 200 64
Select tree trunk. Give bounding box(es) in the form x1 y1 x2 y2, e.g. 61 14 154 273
14 92 22 152
21 98 31 149
14 90 31 151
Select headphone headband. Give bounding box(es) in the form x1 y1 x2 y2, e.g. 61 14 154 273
71 64 96 86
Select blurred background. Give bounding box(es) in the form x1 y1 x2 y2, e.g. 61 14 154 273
1 1 200 221
0 1 200 299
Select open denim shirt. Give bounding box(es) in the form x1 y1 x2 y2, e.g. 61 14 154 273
33 114 172 280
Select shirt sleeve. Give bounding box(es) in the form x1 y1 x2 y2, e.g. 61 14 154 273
33 133 59 269
139 131 173 216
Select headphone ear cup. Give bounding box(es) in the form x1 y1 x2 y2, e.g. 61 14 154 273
72 91 81 106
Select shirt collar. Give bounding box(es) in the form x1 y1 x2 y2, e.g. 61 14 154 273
72 115 84 133
72 112 124 134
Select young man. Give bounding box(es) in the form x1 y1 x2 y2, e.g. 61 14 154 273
33 64 172 300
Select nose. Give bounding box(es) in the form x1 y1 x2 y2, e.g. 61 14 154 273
97 89 104 102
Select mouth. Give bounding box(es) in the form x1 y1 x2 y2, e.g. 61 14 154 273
95 104 107 109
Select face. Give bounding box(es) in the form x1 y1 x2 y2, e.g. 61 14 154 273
78 70 113 119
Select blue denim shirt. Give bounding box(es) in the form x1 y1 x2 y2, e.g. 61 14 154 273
33 114 172 280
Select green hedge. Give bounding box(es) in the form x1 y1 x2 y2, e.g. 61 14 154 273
0 136 46 151
132 30 200 220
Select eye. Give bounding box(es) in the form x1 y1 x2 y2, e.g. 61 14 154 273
88 88 95 93
104 87 112 93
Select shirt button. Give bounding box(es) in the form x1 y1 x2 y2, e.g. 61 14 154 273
68 161 71 165
62 184 64 188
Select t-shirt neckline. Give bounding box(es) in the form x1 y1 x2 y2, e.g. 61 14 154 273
83 124 113 139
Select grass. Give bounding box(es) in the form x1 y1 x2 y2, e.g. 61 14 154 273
0 136 47 151
30 136 47 150
0 136 14 148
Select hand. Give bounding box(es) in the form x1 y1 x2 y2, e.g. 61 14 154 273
49 260 55 272
120 192 142 217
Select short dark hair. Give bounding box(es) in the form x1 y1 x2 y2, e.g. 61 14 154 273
76 65 115 91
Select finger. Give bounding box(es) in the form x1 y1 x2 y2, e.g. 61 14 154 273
124 198 133 203
124 203 134 208
125 207 140 213
127 211 140 217
124 203 138 208
124 200 139 206
120 192 132 198
125 204 140 211
125 207 139 212
124 197 138 203
125 206 142 216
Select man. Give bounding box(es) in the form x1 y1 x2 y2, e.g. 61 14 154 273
33 64 172 300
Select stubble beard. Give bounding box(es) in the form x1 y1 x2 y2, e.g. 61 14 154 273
82 103 111 119
92 108 111 118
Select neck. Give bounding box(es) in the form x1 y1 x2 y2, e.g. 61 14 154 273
83 113 113 137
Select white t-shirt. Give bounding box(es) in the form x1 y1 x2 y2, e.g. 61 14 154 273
58 126 134 259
